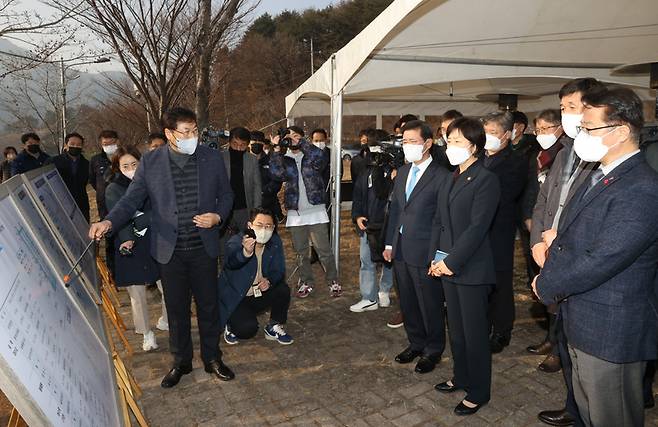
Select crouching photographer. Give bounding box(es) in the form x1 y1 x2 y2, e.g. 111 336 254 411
218 208 293 345
349 140 402 312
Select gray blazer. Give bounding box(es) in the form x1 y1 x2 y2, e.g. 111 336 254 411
220 149 262 211
106 145 234 264
530 137 597 246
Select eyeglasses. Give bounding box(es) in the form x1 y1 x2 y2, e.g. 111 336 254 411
533 125 559 135
251 223 274 231
575 124 619 136
174 128 199 138
402 139 424 145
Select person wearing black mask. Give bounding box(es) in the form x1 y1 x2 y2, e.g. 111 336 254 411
45 132 90 222
11 132 50 175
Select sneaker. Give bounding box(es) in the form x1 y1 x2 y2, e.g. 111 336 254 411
156 316 169 331
224 326 238 345
329 281 342 297
387 311 404 329
142 330 158 351
264 324 294 345
296 281 314 298
350 299 378 313
378 292 391 308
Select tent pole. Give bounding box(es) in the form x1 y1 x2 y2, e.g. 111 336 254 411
376 114 383 129
330 54 342 275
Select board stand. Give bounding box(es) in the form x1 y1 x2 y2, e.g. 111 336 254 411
96 257 133 355
6 408 27 427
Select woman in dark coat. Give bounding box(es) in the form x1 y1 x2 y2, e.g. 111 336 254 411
105 144 166 352
428 117 501 416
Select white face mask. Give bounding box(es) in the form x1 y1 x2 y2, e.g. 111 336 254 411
536 133 559 150
174 137 198 155
484 133 502 151
445 145 472 166
312 141 326 150
123 170 135 180
103 144 118 156
403 143 427 163
254 228 273 244
573 128 617 162
511 129 517 140
561 113 583 139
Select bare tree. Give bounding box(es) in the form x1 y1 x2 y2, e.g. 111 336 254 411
0 0 81 78
48 0 253 127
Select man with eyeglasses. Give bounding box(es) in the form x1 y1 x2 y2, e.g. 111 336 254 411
89 107 235 389
219 207 293 345
533 86 658 427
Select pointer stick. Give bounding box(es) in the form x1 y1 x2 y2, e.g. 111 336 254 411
63 240 96 286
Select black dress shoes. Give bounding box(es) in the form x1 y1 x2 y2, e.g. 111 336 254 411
489 333 511 354
537 408 575 426
161 364 193 388
434 381 461 393
527 340 553 355
395 347 422 364
454 400 484 416
538 354 562 373
414 354 440 374
205 359 235 381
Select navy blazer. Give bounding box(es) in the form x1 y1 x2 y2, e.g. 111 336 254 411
429 160 500 285
384 157 450 267
105 145 234 264
537 153 658 363
218 233 286 329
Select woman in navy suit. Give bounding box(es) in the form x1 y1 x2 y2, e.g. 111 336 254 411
428 117 501 415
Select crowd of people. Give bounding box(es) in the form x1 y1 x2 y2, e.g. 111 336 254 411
2 77 657 426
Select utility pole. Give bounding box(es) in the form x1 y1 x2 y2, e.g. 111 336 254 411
310 38 314 75
59 57 67 153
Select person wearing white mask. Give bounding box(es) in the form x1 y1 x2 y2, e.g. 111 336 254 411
218 208 293 346
104 145 167 352
429 116 500 416
383 120 450 375
482 112 528 355
89 107 235 388
529 78 605 427
533 85 658 427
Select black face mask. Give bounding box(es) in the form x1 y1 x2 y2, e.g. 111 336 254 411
251 143 263 155
67 147 82 157
27 144 41 154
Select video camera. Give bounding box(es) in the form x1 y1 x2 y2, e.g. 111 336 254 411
200 126 230 150
368 140 405 172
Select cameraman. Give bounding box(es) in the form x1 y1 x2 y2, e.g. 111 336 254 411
218 208 293 345
350 144 395 312
269 126 342 298
251 131 283 221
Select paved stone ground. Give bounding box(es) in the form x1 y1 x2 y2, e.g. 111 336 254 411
110 212 657 427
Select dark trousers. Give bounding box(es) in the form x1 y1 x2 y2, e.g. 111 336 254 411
644 360 656 405
106 235 115 278
393 257 445 356
158 248 221 366
488 269 515 337
556 315 583 426
443 282 492 404
228 282 291 339
517 221 539 286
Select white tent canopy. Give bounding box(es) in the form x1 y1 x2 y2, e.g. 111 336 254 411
284 0 658 271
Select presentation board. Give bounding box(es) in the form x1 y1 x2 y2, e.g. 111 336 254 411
22 166 99 300
3 176 105 342
0 183 122 427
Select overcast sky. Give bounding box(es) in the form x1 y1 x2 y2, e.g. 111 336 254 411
12 0 337 72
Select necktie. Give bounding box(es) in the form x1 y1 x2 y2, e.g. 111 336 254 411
583 169 604 197
405 165 420 201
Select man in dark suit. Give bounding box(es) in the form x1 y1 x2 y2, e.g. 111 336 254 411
383 120 450 374
11 132 49 175
89 107 235 388
534 87 658 427
45 132 90 222
482 112 528 354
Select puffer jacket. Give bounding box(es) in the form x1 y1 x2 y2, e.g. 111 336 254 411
268 139 328 210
